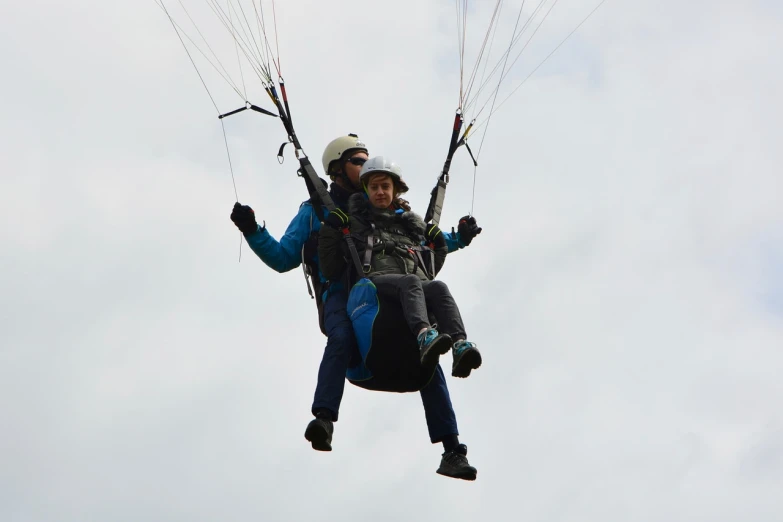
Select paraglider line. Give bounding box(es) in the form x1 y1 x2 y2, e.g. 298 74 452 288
471 0 608 135
473 0 506 112
462 0 504 111
158 0 223 113
463 0 549 116
158 0 243 262
466 0 527 216
157 0 241 200
272 0 282 76
252 0 278 81
172 0 246 99
228 0 248 99
220 118 240 202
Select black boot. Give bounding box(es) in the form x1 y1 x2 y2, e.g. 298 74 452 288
304 417 333 452
436 443 477 481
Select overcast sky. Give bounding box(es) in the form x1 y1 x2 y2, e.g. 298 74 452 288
1 0 782 520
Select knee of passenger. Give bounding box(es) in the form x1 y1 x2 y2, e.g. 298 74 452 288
429 280 449 293
402 273 421 285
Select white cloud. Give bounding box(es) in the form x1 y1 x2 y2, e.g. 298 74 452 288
1 0 781 520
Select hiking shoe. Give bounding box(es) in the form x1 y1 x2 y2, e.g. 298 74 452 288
452 340 482 378
304 417 333 451
418 328 453 368
436 444 477 481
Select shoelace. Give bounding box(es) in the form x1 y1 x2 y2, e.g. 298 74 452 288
420 329 437 345
443 451 469 466
454 340 475 353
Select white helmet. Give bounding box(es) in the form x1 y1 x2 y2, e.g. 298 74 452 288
321 133 368 174
360 156 409 194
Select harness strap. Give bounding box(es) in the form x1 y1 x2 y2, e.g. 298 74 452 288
413 249 431 279
363 224 375 273
301 211 316 298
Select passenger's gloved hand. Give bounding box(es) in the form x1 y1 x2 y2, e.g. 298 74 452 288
457 215 482 246
324 208 349 230
425 223 447 249
231 202 260 235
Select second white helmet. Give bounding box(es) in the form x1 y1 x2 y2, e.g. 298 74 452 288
359 156 409 194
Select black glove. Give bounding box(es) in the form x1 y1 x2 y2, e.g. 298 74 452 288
425 223 447 249
324 208 349 230
457 215 482 246
231 202 260 235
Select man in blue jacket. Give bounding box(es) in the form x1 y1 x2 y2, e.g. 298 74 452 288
229 134 483 477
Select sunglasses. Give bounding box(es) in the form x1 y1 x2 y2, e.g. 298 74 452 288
346 157 367 166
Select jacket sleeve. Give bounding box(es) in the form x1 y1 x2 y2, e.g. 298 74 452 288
318 225 347 281
443 230 464 253
244 203 316 273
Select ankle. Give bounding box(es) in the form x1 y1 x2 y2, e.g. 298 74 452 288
314 408 334 421
442 434 460 453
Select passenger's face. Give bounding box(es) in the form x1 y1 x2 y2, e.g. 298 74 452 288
366 173 394 209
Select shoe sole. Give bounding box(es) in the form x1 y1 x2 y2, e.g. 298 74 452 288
436 468 477 481
452 348 482 378
304 424 332 452
421 334 453 368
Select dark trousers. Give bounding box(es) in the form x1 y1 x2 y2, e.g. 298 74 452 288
372 274 467 340
311 284 460 443
420 364 459 443
311 289 354 421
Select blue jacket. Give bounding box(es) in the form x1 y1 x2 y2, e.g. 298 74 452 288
242 185 468 294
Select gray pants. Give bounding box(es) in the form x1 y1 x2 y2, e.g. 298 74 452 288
371 274 467 341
